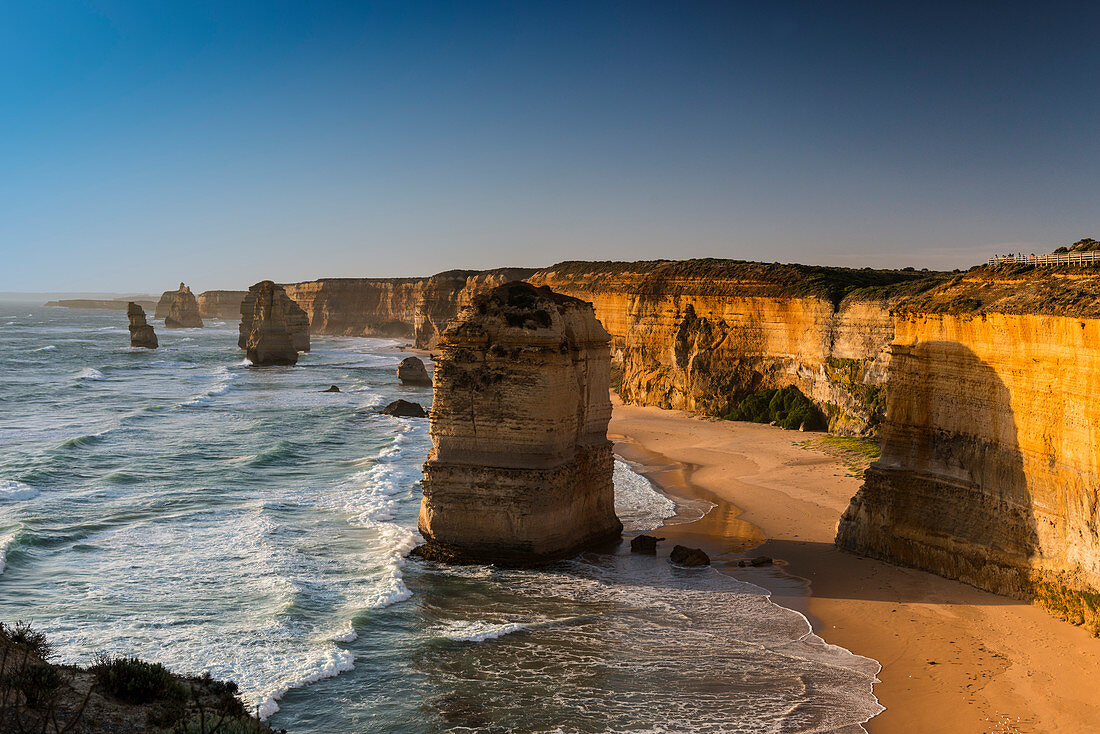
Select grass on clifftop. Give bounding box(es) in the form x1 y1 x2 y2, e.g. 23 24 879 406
539 258 952 306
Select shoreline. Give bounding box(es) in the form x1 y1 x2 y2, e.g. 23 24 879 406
609 397 1100 734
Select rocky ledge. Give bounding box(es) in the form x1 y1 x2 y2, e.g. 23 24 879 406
415 281 622 566
126 302 157 349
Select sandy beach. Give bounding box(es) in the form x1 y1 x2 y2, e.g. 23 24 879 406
610 398 1100 734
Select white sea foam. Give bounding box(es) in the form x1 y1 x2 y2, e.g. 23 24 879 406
0 524 24 575
437 620 529 642
613 459 677 533
33 345 57 352
254 647 355 720
74 367 105 381
0 481 39 502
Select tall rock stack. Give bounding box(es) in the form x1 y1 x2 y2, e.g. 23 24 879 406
162 283 203 328
238 282 310 354
126 302 158 349
239 281 309 366
416 281 622 566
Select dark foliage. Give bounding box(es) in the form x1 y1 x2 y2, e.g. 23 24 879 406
726 386 825 430
91 654 187 705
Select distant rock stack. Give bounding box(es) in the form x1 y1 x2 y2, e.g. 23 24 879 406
397 356 432 386
416 281 622 566
162 283 203 328
238 282 310 354
126 302 158 349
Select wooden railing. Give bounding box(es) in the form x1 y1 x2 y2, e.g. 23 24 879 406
987 251 1100 267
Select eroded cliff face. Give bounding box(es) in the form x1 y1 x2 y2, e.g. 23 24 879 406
526 264 910 434
837 305 1100 632
413 268 538 349
283 278 424 337
239 283 309 353
196 290 247 320
417 281 622 565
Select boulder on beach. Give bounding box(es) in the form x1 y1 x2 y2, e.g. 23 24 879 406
126 302 158 349
630 535 664 555
669 545 710 567
397 356 432 386
737 555 773 567
381 399 427 417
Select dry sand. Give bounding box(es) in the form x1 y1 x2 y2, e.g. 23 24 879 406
609 398 1100 734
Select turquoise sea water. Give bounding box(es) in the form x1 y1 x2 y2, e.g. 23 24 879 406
0 303 882 733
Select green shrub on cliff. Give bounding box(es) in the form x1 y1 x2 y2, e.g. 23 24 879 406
91 654 188 704
726 386 825 430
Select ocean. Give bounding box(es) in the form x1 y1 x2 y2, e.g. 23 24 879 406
0 302 882 733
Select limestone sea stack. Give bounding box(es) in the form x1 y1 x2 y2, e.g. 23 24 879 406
239 281 302 366
416 281 622 566
239 283 310 353
397 356 432 385
162 283 203 328
126 302 158 349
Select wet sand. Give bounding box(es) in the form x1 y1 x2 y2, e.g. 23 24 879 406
610 398 1100 734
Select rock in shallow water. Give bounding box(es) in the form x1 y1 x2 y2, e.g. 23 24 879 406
381 399 426 417
397 356 432 385
669 545 710 567
321 385 341 393
630 535 664 555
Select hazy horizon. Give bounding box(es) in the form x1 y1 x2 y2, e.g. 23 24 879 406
3 1 1097 291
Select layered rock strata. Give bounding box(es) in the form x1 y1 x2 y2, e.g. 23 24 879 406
161 283 203 328
239 281 302 366
282 278 425 337
837 305 1100 632
126 302 158 349
239 285 309 353
417 281 622 565
196 290 247 320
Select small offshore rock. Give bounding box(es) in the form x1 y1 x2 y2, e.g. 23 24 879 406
322 385 341 393
397 356 432 386
669 545 710 567
381 399 427 418
630 535 665 555
737 555 773 567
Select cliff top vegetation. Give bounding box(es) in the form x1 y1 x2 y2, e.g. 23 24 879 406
537 259 952 307
897 264 1100 317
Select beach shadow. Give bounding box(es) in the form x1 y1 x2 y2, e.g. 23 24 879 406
836 339 1038 604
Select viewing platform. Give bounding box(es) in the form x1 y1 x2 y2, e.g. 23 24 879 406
988 251 1100 267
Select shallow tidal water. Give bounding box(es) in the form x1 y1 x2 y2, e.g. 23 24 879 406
0 303 882 733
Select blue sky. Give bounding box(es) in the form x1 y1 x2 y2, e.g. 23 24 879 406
2 1 1098 291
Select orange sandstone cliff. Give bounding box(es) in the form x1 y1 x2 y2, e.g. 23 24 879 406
416 282 622 565
838 267 1100 633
